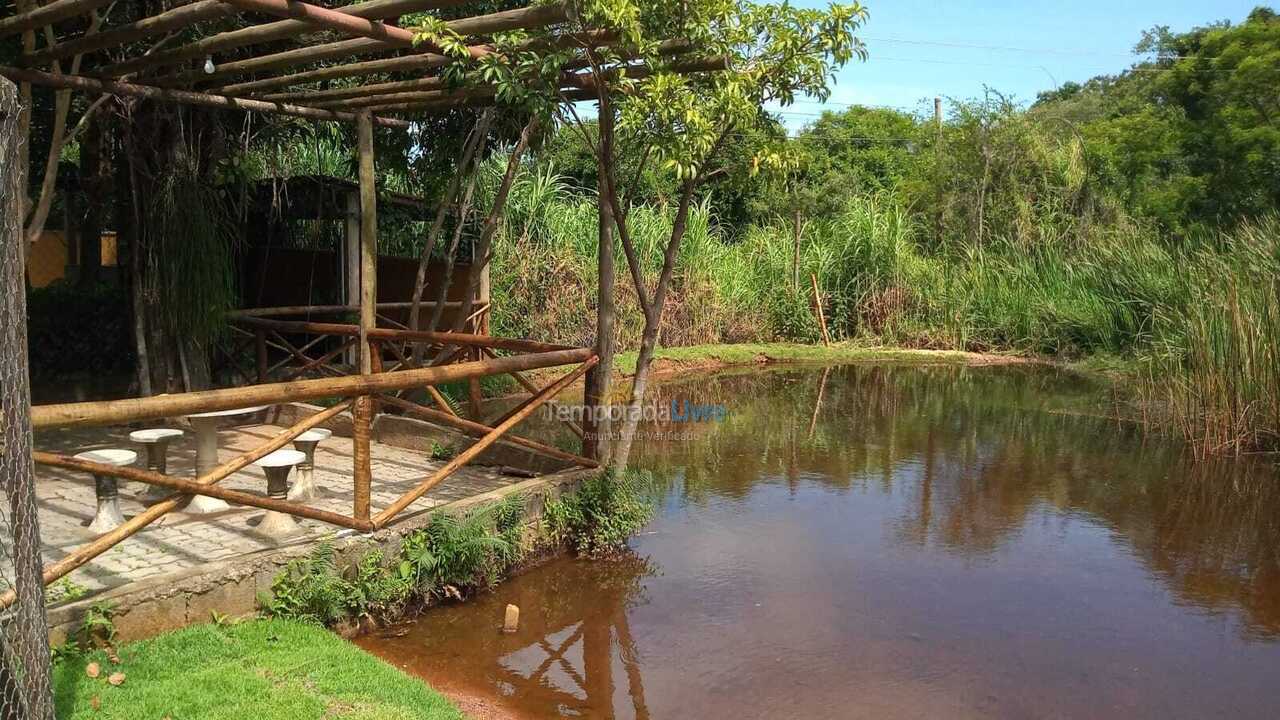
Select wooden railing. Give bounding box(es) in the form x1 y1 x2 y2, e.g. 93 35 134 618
5 310 595 609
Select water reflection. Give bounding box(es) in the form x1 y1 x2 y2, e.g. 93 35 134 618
362 364 1280 718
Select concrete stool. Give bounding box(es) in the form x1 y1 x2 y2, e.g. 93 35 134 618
129 428 183 501
287 428 332 502
74 449 138 535
252 449 306 540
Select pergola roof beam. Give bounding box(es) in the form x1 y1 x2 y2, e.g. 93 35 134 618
0 65 410 127
312 86 491 110
0 0 116 40
152 2 570 87
216 0 423 51
213 28 615 97
254 33 695 103
23 0 238 66
96 0 471 78
100 1 567 82
215 51 447 95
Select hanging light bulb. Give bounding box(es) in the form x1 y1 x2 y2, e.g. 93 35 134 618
203 56 215 74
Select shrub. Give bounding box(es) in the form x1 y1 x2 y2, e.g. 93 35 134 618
543 470 656 557
25 281 133 378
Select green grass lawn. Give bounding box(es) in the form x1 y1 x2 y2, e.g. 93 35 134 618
612 342 987 375
53 619 464 720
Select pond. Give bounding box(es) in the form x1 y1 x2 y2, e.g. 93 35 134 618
358 363 1280 719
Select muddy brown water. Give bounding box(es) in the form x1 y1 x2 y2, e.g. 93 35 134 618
357 364 1280 719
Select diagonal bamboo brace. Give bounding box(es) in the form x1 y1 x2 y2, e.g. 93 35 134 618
372 357 597 527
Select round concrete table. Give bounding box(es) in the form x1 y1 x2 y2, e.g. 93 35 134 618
74 448 138 535
252 449 306 540
129 428 184 501
287 428 332 502
185 406 268 513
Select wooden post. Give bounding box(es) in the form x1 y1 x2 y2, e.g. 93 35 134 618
255 329 269 382
934 95 943 246
354 110 377 525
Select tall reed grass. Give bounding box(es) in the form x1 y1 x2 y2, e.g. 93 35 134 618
1139 218 1280 456
484 164 1279 454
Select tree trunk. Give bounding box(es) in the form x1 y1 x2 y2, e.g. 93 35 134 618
0 75 55 720
448 115 539 337
583 153 617 461
609 181 696 470
408 110 491 364
118 124 153 396
426 139 485 335
77 118 103 286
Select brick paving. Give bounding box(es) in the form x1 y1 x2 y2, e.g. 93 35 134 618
23 422 519 596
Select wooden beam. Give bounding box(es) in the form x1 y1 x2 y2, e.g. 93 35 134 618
371 356 597 527
231 317 576 354
112 3 570 85
0 0 115 40
218 53 448 96
215 28 616 97
226 301 467 318
315 86 492 110
262 74 449 103
357 111 378 375
377 394 597 467
96 0 471 78
23 0 237 65
0 65 411 127
217 0 420 49
32 347 594 428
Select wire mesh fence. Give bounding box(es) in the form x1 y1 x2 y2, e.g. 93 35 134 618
1 76 55 720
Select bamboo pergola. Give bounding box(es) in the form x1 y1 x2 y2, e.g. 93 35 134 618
0 0 727 607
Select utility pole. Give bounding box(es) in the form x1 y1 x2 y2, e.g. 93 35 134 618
933 96 943 246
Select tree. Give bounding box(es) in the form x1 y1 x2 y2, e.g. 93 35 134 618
439 0 868 466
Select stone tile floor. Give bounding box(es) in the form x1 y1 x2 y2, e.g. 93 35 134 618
18 422 519 596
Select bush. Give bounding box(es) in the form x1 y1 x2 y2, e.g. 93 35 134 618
25 281 133 378
543 470 656 557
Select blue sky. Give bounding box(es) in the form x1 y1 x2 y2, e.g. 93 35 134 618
775 0 1266 125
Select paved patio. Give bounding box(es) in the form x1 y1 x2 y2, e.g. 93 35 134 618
25 422 519 597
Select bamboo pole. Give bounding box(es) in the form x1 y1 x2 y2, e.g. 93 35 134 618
314 86 492 111
355 109 378 530
96 0 471 78
23 1 236 65
33 452 369 529
215 28 615 97
32 348 594 428
377 394 597 467
139 3 569 86
217 0 421 50
231 316 575 354
0 0 115 39
0 66 410 127
357 111 378 376
352 395 373 523
481 347 585 439
371 356 597 526
226 301 468 318
282 338 355 381
0 402 353 609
